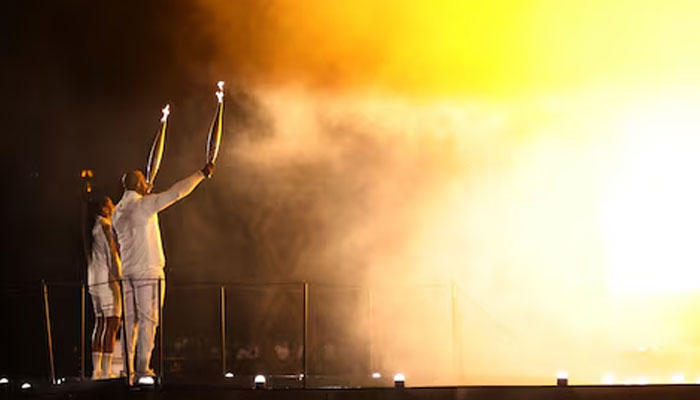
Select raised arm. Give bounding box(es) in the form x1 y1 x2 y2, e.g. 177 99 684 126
141 165 214 214
100 219 122 280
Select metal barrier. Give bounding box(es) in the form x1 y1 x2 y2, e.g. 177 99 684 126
30 279 464 387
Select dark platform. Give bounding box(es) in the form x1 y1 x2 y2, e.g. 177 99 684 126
6 379 700 400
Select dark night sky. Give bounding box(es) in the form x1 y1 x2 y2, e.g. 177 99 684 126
0 1 256 378
2 1 223 283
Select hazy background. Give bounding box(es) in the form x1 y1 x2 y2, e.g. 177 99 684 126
4 0 700 386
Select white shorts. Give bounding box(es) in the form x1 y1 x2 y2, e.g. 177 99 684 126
89 283 122 318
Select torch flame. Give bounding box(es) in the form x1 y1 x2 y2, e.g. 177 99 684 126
216 81 225 103
160 104 171 123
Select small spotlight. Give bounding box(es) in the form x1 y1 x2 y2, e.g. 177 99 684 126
556 371 568 387
298 373 304 381
21 382 31 390
372 372 381 379
671 373 685 384
637 376 649 385
601 373 615 385
0 378 8 385
137 376 156 385
224 372 234 379
393 373 405 388
254 375 266 389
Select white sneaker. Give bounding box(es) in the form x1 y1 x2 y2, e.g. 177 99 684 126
91 368 103 380
134 371 157 386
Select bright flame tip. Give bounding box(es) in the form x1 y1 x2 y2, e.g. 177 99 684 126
160 104 170 122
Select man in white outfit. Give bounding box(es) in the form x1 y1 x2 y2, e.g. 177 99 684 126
112 163 214 381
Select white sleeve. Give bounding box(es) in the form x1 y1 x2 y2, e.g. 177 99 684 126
140 170 206 214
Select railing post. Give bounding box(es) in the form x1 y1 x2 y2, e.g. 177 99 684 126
119 278 131 383
158 277 164 383
80 282 86 380
220 285 227 376
302 282 309 388
41 280 56 384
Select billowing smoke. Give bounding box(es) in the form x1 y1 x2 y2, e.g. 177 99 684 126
149 0 700 386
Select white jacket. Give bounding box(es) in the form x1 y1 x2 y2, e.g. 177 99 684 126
113 171 205 275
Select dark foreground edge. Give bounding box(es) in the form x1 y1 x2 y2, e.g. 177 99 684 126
6 379 700 400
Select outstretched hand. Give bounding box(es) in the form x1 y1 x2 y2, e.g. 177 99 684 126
201 162 215 178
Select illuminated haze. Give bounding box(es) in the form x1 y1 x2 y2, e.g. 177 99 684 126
168 0 700 385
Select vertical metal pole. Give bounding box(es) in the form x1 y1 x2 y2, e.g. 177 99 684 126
80 282 86 380
220 285 227 376
302 282 309 388
450 281 462 379
119 279 131 383
42 281 56 384
158 278 164 382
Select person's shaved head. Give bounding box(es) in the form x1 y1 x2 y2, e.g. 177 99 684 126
122 170 149 194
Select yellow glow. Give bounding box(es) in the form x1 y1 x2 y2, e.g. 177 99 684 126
603 96 700 293
203 0 700 387
203 0 700 96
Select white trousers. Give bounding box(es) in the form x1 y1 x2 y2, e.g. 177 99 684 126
123 270 165 375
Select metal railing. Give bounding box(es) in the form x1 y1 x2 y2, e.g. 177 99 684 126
31 279 471 387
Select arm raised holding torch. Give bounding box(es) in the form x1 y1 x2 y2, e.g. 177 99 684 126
145 104 170 191
204 81 224 177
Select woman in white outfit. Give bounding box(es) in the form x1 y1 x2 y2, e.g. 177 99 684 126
87 196 123 379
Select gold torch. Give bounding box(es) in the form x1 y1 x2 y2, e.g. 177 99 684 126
205 81 224 175
145 104 170 191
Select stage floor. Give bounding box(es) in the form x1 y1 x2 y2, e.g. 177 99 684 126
7 379 700 400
